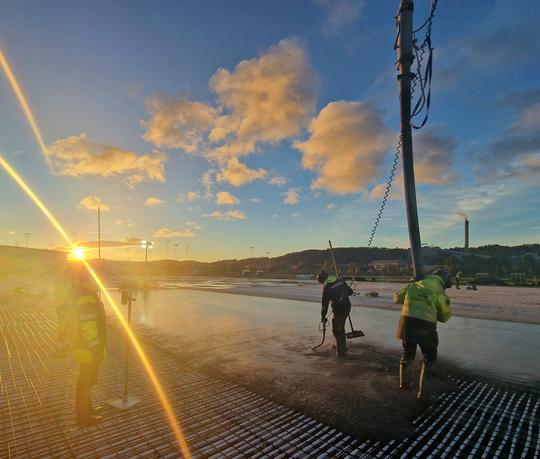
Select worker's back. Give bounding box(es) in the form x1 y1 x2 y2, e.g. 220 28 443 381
393 275 451 323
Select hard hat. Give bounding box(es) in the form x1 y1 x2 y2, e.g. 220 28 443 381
432 267 452 289
317 270 329 284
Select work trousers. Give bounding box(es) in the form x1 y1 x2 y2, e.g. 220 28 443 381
331 301 351 356
76 361 99 420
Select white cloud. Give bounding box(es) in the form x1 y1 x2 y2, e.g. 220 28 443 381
154 228 196 238
48 133 166 186
216 157 268 186
177 191 202 203
326 203 337 210
294 101 393 194
142 96 217 152
291 212 301 218
283 188 300 205
186 221 203 230
215 191 240 205
144 197 166 208
317 0 364 33
249 198 261 203
268 176 288 186
207 39 318 159
202 210 247 220
78 195 111 212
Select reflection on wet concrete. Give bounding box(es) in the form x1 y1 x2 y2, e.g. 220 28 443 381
108 289 540 389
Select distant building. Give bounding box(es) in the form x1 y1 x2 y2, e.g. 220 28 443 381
256 270 264 277
370 259 406 271
242 269 251 276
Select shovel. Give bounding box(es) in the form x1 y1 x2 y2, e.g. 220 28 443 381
346 314 365 339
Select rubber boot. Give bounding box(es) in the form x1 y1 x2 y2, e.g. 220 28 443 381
399 362 412 390
76 388 102 427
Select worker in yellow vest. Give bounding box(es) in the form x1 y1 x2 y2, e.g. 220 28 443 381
56 265 107 426
393 268 452 402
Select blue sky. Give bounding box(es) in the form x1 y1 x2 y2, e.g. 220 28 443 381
0 0 539 261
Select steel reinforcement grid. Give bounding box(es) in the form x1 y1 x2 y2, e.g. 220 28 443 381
1 301 539 458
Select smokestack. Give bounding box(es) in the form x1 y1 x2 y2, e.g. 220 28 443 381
464 218 469 249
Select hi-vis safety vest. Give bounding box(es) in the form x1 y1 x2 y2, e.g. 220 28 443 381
393 275 451 324
72 293 105 364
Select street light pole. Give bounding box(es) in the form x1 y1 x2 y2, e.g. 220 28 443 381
98 206 101 260
397 0 424 280
24 232 31 248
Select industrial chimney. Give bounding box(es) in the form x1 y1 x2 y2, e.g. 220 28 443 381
464 218 469 249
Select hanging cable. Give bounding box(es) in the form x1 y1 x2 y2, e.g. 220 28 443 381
367 136 402 248
411 0 438 129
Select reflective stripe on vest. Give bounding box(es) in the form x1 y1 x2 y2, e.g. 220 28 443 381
75 294 96 307
73 348 93 364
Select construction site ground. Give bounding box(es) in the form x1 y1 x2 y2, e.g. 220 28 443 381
1 286 539 458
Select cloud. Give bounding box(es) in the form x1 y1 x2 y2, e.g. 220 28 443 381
154 228 196 238
186 221 203 230
140 40 317 192
477 98 540 181
142 96 217 152
215 191 240 205
202 210 247 220
291 212 301 218
78 195 111 212
414 128 456 185
436 22 539 88
216 157 268 186
48 133 166 186
207 39 318 159
294 101 393 194
326 203 337 210
177 191 201 202
316 0 364 33
268 176 288 186
144 197 166 208
249 198 261 203
283 188 299 205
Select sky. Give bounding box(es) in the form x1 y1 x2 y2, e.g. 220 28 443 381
0 0 539 262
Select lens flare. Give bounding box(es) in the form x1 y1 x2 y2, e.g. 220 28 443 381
0 48 52 168
0 154 191 458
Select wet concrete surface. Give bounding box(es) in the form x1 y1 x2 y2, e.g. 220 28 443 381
158 277 540 325
109 288 540 389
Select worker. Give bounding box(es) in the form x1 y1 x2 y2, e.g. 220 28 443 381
317 270 353 357
455 271 462 290
393 268 452 402
56 265 107 426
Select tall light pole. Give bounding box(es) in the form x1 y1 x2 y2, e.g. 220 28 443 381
98 206 101 260
174 243 178 260
250 246 254 258
165 239 170 260
141 240 153 286
24 232 31 248
397 0 423 280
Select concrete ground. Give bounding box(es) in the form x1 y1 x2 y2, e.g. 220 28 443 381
160 278 540 325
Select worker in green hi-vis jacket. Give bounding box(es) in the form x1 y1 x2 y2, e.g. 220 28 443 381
393 268 452 403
